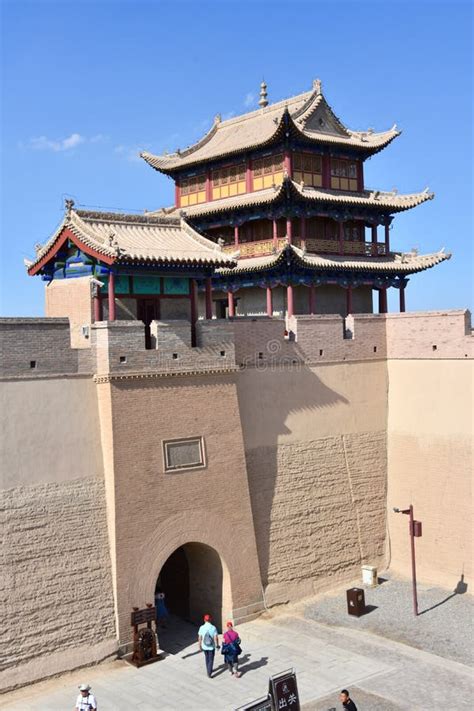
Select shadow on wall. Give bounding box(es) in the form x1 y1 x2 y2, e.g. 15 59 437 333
236 346 387 604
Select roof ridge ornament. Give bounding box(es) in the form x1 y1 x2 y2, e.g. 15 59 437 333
312 78 322 95
259 80 268 108
65 198 75 214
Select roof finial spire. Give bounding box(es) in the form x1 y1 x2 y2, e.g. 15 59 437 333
65 198 75 213
259 80 268 108
313 78 322 95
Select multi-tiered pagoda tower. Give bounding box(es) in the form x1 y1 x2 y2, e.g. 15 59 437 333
27 79 449 340
143 79 449 319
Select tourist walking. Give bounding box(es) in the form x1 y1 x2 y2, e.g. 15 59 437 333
198 613 219 678
222 621 242 677
74 683 97 710
339 689 358 710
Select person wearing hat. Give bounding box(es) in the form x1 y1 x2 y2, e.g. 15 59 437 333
198 613 219 678
222 621 242 677
74 683 97 710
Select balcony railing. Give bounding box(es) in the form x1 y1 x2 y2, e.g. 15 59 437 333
222 237 388 259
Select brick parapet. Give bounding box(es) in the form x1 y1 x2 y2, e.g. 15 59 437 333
1 310 472 380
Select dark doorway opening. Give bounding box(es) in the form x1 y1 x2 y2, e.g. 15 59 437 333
137 298 160 349
155 543 224 654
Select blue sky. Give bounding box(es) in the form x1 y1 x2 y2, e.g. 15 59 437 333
1 0 472 315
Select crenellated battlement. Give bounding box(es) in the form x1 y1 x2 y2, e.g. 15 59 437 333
0 310 472 380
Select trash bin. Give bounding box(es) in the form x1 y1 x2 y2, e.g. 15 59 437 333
346 587 365 617
362 565 378 587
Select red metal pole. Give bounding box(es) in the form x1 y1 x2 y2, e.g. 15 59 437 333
409 504 419 616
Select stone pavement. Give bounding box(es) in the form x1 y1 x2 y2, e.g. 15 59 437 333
2 605 472 711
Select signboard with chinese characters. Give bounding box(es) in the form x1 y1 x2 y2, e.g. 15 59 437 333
131 606 155 626
235 696 273 711
269 669 300 711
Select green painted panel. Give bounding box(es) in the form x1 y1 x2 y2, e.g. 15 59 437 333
99 275 130 294
163 277 189 295
134 276 162 294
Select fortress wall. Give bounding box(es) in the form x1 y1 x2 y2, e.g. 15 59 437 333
0 318 79 376
236 360 388 606
0 376 116 692
45 276 93 348
387 358 473 589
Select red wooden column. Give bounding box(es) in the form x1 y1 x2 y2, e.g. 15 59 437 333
384 221 391 254
205 277 213 319
245 157 252 192
338 220 345 255
346 286 353 316
300 216 307 249
205 170 212 202
272 219 278 249
175 183 180 208
378 287 388 314
266 287 273 317
284 151 292 178
234 224 239 247
357 160 364 192
308 285 316 315
93 294 102 322
227 291 235 318
190 279 198 346
399 285 406 313
286 217 293 244
108 271 116 321
287 284 294 317
371 224 378 249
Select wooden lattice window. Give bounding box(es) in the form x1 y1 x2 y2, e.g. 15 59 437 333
293 152 323 187
252 153 284 190
212 163 246 199
330 159 358 191
344 222 363 241
180 174 206 206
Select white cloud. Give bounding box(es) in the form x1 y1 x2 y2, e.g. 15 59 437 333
244 92 255 108
28 132 85 152
23 132 108 153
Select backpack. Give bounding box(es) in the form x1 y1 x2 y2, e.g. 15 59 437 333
203 630 214 647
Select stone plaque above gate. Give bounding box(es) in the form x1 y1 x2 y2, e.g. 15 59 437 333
163 437 205 472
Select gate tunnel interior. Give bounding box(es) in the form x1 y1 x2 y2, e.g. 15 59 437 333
155 542 224 653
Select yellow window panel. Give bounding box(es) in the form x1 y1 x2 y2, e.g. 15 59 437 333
331 177 339 189
273 172 283 185
263 174 274 188
181 195 189 207
253 177 263 190
197 191 206 203
294 171 303 184
340 178 349 190
349 179 358 191
237 181 246 194
303 172 313 185
212 188 221 200
313 175 323 187
188 193 197 205
220 185 229 198
229 183 238 196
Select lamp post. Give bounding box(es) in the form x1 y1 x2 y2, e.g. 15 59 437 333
393 505 422 616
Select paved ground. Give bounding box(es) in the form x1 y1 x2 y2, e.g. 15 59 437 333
302 573 473 665
2 579 473 711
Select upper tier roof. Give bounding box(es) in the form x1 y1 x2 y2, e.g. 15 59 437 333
141 80 400 174
153 180 434 219
27 203 236 275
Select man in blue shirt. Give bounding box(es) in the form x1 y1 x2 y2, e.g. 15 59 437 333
198 614 219 678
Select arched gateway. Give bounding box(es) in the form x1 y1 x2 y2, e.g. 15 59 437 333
121 511 264 649
157 542 226 628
